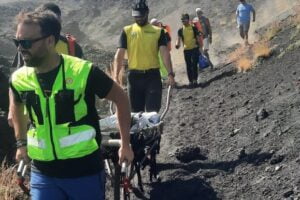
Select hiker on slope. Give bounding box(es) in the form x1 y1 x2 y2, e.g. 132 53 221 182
114 0 175 113
175 13 200 88
236 0 256 46
10 10 133 199
195 8 214 70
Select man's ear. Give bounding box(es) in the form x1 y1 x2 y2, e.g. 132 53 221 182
47 35 56 48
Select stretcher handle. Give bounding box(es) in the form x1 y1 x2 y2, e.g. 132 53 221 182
160 85 172 120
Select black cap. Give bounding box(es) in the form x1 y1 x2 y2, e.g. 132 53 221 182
35 3 61 17
132 0 149 17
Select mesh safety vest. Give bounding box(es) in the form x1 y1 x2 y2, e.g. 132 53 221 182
11 54 98 161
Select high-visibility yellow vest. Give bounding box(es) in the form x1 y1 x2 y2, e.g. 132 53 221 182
124 23 162 70
11 54 99 161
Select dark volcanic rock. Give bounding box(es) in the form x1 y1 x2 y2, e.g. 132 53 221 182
175 146 208 163
255 108 269 121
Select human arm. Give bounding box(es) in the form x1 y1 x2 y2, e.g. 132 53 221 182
113 29 127 85
158 29 175 86
159 46 175 86
9 86 29 162
113 48 126 85
175 29 182 49
105 82 134 164
175 37 181 49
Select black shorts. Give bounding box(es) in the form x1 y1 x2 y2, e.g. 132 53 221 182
127 69 162 112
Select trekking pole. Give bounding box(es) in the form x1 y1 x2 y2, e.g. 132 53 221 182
160 85 172 120
16 160 30 196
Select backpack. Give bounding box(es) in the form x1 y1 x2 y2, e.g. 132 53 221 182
163 24 171 39
199 54 209 69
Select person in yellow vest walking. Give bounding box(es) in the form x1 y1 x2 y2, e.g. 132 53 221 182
114 0 175 112
10 10 133 200
175 13 200 88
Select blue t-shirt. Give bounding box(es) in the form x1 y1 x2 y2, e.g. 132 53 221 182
236 3 254 24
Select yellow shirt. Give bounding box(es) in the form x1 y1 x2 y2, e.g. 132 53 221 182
124 23 162 70
182 25 198 50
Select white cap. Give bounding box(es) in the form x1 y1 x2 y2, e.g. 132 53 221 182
192 17 199 23
196 8 203 14
150 18 159 24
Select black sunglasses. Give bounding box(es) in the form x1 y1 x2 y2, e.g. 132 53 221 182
13 35 49 49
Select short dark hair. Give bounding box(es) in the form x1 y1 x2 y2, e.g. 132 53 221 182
35 3 61 18
15 10 61 43
181 13 189 20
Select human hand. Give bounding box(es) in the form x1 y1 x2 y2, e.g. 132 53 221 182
168 74 176 87
118 144 134 165
15 146 29 163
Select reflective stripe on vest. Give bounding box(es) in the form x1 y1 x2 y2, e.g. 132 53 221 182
28 136 46 149
11 54 99 161
60 128 96 148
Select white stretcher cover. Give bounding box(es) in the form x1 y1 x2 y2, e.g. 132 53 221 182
99 112 160 133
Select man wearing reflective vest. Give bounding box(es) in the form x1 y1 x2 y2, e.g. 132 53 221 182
8 3 83 128
114 0 175 113
175 13 200 88
10 10 133 200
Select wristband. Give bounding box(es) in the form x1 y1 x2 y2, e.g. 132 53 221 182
16 139 27 148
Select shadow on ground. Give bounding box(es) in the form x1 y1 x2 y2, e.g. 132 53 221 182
149 178 219 200
175 68 236 89
158 149 274 174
